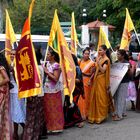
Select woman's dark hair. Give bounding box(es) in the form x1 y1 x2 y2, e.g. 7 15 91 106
35 48 42 65
100 45 112 64
89 43 95 48
118 49 129 61
0 53 10 78
49 47 60 63
83 47 90 54
100 44 107 51
72 54 78 66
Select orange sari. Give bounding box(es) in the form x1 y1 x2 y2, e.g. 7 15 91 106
88 56 111 123
78 59 95 119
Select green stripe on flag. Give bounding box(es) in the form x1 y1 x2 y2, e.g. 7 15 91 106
52 32 58 52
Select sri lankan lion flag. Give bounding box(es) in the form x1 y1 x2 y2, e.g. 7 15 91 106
14 0 41 98
97 26 111 51
48 10 76 103
120 8 135 49
5 9 17 65
71 12 78 55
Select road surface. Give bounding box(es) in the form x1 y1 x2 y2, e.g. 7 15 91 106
46 103 140 140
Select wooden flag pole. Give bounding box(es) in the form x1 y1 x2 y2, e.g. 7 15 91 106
0 49 5 53
75 41 77 57
16 42 18 48
110 46 115 53
134 29 140 46
43 45 49 66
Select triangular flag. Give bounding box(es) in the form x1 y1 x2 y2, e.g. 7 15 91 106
120 8 135 49
71 12 78 55
48 10 76 103
97 26 111 51
5 9 17 65
48 10 59 53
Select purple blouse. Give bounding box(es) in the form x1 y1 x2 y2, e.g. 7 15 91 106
44 61 62 93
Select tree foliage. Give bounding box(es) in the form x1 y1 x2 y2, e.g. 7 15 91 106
0 0 14 32
91 0 140 36
5 0 81 34
1 0 140 43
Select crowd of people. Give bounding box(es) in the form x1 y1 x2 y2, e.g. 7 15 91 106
0 43 140 140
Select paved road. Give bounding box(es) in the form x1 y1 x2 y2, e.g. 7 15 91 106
46 103 140 140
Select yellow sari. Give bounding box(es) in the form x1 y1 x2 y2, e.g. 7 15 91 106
88 56 111 123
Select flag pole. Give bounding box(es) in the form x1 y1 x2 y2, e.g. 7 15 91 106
0 49 5 53
75 40 77 56
11 42 18 50
16 42 18 48
43 45 49 66
110 46 114 53
134 29 140 46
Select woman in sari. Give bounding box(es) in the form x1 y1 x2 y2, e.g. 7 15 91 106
23 48 45 140
63 54 84 128
88 45 112 124
0 53 11 140
43 48 64 133
78 47 95 120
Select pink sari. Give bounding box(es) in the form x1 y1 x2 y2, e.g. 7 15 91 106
0 66 12 140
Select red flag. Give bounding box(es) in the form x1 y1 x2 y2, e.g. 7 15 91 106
14 0 41 98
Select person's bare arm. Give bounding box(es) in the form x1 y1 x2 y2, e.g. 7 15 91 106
0 69 10 86
44 67 61 82
96 56 107 73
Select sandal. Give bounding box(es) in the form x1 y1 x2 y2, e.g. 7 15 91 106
77 122 84 128
112 115 116 120
122 114 127 117
112 115 121 121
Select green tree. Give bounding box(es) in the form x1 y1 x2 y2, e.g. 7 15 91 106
90 0 140 36
2 0 90 34
0 0 13 33
8 0 48 34
86 0 140 46
2 0 140 42
6 0 79 34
